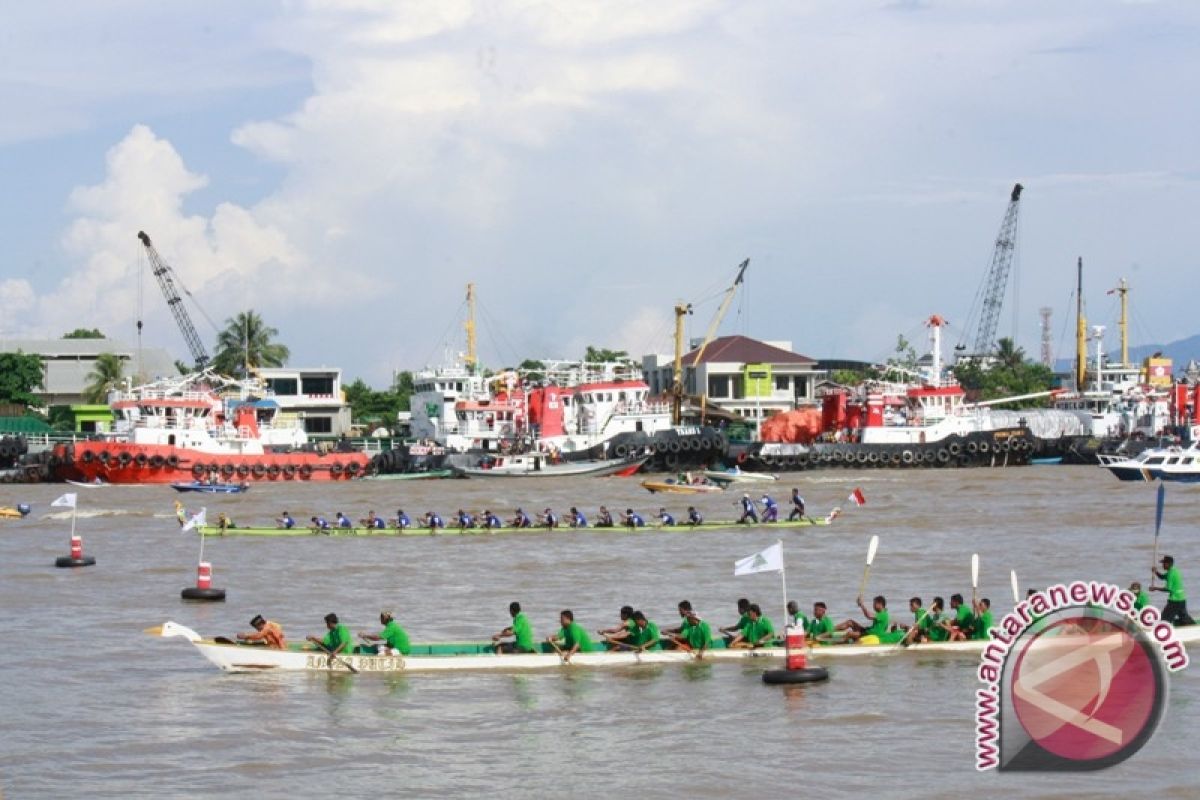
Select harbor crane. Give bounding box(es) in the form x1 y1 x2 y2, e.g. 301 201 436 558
958 183 1023 359
137 231 210 370
671 259 748 424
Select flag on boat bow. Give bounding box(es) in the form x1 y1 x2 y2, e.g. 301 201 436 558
734 542 784 576
51 493 77 509
848 487 866 506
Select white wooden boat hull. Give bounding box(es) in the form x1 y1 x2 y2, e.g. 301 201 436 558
153 621 1200 673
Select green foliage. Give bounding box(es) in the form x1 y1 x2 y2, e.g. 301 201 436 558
62 328 105 339
584 346 631 363
830 368 877 386
174 359 191 376
84 353 125 403
212 310 290 376
887 334 919 372
518 359 545 382
953 339 1055 408
47 405 75 431
343 372 415 428
0 352 44 407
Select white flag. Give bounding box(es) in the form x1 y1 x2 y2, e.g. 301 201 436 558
734 542 784 576
182 507 207 532
51 493 77 509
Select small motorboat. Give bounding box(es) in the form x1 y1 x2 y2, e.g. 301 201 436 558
703 467 780 485
171 482 250 494
641 478 724 495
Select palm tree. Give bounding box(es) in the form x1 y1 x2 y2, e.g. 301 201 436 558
995 337 1025 371
212 310 290 376
84 353 125 403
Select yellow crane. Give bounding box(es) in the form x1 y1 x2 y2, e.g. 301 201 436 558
671 259 748 424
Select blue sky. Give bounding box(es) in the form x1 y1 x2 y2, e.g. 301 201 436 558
2 1 1198 384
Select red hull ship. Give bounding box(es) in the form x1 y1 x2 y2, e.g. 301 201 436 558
53 372 369 485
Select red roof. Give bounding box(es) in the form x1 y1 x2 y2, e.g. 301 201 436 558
682 335 815 366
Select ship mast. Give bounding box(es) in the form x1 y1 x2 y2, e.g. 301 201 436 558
671 301 691 425
1075 257 1087 390
1107 278 1129 366
464 283 477 374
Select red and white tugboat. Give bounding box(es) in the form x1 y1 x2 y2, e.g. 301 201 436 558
53 371 369 484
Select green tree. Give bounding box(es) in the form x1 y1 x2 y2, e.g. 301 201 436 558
342 372 416 429
0 352 45 408
62 328 105 339
84 353 125 403
953 347 1055 408
584 346 631 363
211 310 290 376
518 359 545 382
887 334 919 372
995 337 1025 371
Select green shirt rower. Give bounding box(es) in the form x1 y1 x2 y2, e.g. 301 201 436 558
307 613 353 656
971 600 993 641
1130 582 1149 611
492 602 538 654
359 611 411 655
806 603 834 640
731 606 774 648
626 613 660 651
548 610 592 662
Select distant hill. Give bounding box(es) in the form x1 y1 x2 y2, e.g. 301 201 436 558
1055 333 1200 373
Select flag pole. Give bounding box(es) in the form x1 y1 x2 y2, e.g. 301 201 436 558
70 503 77 540
197 510 206 566
778 540 788 625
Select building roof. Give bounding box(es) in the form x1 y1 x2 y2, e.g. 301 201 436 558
681 335 815 366
0 338 179 396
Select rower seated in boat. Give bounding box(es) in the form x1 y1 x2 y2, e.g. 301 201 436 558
237 614 286 649
835 595 891 643
667 608 712 660
568 507 587 528
737 494 758 524
511 508 532 528
947 593 973 641
728 604 774 649
335 512 352 529
310 515 331 532
481 510 503 530
359 610 411 656
662 600 693 639
394 509 411 529
622 611 660 652
686 506 703 526
541 508 559 530
806 602 834 640
595 506 614 528
897 597 927 647
216 512 235 532
760 494 779 523
657 508 676 526
455 509 475 530
598 606 635 646
360 510 386 529
277 510 296 529
719 598 752 643
547 609 593 663
424 511 445 530
786 600 808 632
788 489 806 521
621 508 645 528
492 601 538 654
306 613 353 657
972 598 993 640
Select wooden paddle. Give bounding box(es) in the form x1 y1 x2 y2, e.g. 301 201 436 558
1010 570 1020 605
311 640 359 674
971 553 980 609
1150 482 1165 588
547 639 572 664
857 534 880 600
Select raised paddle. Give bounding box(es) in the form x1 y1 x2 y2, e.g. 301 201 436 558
1010 570 1020 605
971 553 980 608
857 535 880 600
1151 482 1165 588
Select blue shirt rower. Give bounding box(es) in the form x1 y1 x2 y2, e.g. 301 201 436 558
542 508 559 529
310 516 330 531
395 509 411 529
456 509 474 530
425 511 445 530
511 508 532 528
277 511 296 529
335 512 352 529
569 507 587 528
622 508 645 528
788 489 806 521
760 494 778 523
686 506 703 526
738 494 758 524
658 508 676 526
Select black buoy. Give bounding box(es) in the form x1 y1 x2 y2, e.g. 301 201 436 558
181 561 225 602
55 536 95 568
762 666 830 685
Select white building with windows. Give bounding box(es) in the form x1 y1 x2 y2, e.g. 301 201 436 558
642 335 821 427
257 367 352 436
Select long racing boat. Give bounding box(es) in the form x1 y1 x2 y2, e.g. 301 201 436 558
194 511 839 537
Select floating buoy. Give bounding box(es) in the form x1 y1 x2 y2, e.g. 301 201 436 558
762 625 828 684
181 560 225 601
762 666 830 685
55 535 96 568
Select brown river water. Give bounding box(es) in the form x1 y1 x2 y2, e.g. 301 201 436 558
0 466 1197 798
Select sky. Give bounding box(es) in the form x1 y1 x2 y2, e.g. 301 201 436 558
1 1 1198 385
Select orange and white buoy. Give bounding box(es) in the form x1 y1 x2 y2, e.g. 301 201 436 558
55 534 97 568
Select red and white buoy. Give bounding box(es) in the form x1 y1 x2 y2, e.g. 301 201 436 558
180 508 226 601
762 623 828 685
785 625 808 670
53 493 95 568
